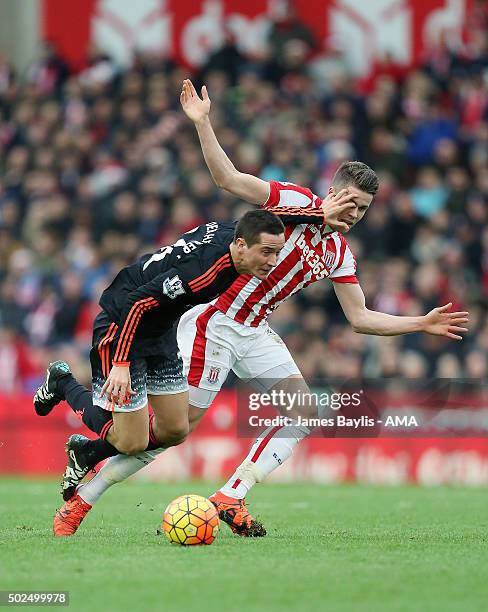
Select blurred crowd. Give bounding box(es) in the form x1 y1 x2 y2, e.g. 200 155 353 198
0 1 487 392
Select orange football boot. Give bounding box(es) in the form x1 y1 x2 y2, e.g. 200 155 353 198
53 494 92 537
209 492 266 537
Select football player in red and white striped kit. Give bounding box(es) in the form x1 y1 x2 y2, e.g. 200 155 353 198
175 81 467 535
53 80 469 537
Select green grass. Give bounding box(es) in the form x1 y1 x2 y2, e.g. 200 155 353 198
1 479 487 612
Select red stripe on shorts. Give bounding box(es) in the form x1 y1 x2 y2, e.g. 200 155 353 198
188 305 219 387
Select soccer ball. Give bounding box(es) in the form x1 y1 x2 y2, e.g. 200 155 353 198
162 494 220 545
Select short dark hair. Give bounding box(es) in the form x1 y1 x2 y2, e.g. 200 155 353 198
234 209 285 246
332 161 379 196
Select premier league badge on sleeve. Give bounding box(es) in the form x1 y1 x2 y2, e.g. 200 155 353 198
163 275 186 299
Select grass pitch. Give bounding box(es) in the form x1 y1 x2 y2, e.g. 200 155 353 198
1 478 487 612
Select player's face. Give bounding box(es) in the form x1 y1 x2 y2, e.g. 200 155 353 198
329 185 373 231
239 232 285 279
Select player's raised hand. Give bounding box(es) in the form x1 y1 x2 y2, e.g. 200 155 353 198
180 79 211 124
422 303 469 340
101 364 135 406
321 189 356 232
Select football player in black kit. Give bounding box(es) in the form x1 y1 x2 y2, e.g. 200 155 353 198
34 205 330 506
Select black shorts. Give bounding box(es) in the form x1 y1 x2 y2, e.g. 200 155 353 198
90 312 188 413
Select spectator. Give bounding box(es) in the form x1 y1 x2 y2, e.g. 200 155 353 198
26 41 70 95
200 29 247 86
0 27 485 391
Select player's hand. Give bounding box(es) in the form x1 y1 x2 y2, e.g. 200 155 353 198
422 303 469 340
321 189 356 232
180 79 211 124
101 365 135 405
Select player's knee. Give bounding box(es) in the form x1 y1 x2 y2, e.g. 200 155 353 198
160 420 189 447
188 418 199 434
116 437 149 455
188 407 206 433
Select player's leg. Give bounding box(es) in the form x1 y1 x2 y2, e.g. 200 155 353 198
145 352 190 447
60 319 153 500
53 404 207 538
211 327 316 535
54 391 213 535
177 306 269 535
188 404 207 432
33 358 119 447
88 314 151 453
53 448 164 536
148 392 189 446
209 367 311 537
105 409 149 454
177 302 248 437
55 305 231 533
36 352 190 450
219 373 313 497
34 358 156 499
54 392 207 535
177 303 267 535
43 341 191 512
34 361 156 455
33 356 137 501
61 401 150 502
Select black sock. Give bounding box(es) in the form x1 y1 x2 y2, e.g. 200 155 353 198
80 402 113 437
56 375 120 461
57 375 114 439
83 438 120 466
83 436 161 467
57 375 93 415
81 403 119 465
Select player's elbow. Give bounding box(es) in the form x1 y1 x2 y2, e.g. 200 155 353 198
349 311 368 333
351 323 365 334
216 169 239 192
214 173 229 189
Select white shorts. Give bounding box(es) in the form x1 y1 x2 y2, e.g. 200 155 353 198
177 304 301 409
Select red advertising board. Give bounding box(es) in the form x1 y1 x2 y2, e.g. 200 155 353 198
2 392 488 485
41 0 472 75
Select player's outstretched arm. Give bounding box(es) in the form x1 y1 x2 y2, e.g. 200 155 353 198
334 283 469 340
180 79 270 205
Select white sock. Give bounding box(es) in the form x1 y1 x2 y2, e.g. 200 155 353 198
219 421 310 499
78 449 164 505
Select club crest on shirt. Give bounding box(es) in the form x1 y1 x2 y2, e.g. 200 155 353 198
162 275 186 299
207 366 221 384
324 250 336 267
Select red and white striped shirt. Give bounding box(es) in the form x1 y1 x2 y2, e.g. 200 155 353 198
215 181 358 327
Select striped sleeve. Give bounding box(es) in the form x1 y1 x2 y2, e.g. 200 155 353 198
113 301 161 364
187 253 233 293
329 236 358 284
263 181 321 209
112 253 235 364
111 269 188 364
266 205 325 225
